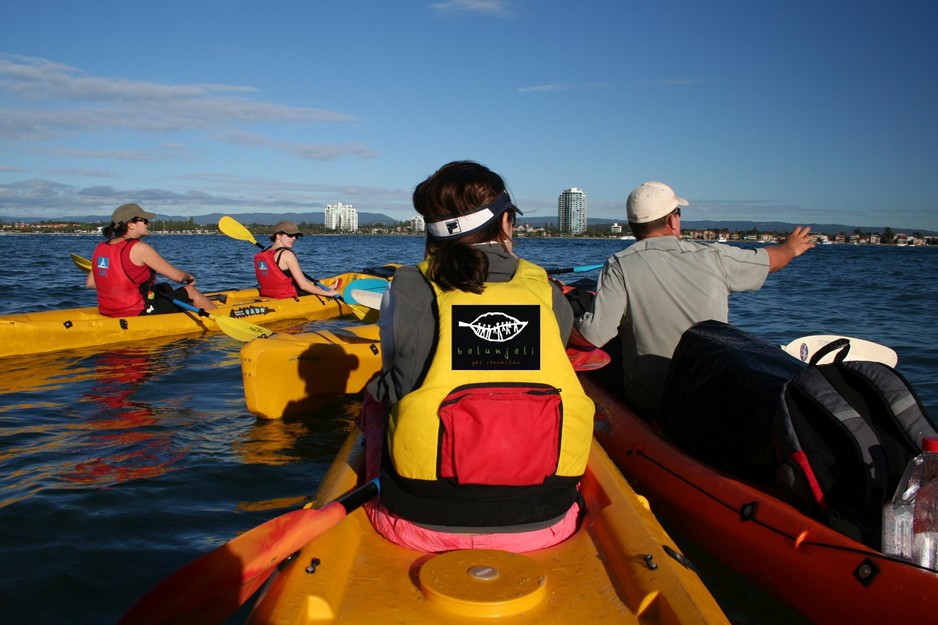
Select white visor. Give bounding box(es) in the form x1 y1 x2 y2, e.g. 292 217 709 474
425 192 520 240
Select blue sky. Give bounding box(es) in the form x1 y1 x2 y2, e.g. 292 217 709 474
2 0 936 231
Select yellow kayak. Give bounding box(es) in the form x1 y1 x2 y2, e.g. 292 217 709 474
240 323 382 419
0 272 376 359
245 428 730 624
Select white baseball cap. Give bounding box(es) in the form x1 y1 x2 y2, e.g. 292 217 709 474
626 181 688 224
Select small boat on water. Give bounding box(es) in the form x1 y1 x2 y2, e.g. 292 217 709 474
244 427 729 624
0 271 379 359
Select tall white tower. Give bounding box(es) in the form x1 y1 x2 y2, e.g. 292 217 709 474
324 202 359 232
558 188 587 234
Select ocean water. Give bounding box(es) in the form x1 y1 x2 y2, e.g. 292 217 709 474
0 233 935 624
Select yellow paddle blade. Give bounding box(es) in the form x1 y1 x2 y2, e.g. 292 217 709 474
211 314 274 342
71 253 92 273
346 302 378 323
217 215 260 247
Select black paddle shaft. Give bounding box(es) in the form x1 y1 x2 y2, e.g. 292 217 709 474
336 479 380 513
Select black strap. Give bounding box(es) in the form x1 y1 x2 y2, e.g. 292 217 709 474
809 337 850 366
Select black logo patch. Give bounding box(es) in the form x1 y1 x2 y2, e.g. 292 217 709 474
230 306 274 319
452 305 539 370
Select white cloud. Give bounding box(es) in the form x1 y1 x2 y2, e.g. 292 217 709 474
0 53 358 140
218 130 378 161
518 82 612 93
429 0 514 17
0 176 412 219
634 78 706 87
34 144 189 162
40 169 118 178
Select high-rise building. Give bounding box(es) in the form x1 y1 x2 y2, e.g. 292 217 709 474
558 188 587 234
409 215 425 233
324 202 358 232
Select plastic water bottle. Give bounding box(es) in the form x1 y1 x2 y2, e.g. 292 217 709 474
883 437 938 567
912 477 938 569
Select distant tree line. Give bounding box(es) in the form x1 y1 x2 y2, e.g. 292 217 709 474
1 218 933 244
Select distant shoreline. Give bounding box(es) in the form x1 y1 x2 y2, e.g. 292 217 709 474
3 231 934 247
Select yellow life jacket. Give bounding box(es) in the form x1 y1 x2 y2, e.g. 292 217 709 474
386 259 594 488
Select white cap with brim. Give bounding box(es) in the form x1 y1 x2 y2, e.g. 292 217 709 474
626 181 688 224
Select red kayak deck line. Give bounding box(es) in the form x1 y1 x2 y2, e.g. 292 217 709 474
584 374 938 625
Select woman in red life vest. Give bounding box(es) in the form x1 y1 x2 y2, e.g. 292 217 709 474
86 203 217 317
253 220 341 298
360 161 594 552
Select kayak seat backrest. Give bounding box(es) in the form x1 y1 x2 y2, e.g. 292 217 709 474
660 319 806 486
777 367 891 544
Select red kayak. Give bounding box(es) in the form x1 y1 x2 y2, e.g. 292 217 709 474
585 374 938 625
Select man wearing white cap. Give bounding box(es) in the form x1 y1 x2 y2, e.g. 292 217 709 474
575 181 814 416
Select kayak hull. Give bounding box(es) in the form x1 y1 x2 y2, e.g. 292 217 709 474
585 374 938 625
245 429 729 624
240 324 382 419
0 272 374 358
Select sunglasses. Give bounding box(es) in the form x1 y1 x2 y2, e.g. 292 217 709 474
281 232 298 239
672 207 682 218
131 217 150 225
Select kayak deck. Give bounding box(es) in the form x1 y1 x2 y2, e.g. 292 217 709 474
240 323 382 419
585 374 938 625
0 272 375 358
246 430 729 624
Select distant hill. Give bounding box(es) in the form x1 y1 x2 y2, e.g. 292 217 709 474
678 219 936 236
2 212 935 236
190 212 402 226
522 216 937 236
0 211 403 226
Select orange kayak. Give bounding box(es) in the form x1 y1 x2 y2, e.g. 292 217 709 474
585 374 938 625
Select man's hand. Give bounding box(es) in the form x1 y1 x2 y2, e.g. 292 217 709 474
768 225 816 272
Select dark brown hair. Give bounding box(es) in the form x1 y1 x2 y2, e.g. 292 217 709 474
629 210 675 239
414 161 511 293
101 223 130 240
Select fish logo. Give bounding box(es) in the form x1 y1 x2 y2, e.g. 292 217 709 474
452 305 539 370
458 312 528 343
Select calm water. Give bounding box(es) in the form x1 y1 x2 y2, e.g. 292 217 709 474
1 233 935 624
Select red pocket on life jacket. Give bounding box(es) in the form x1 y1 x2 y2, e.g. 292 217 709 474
438 383 562 486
